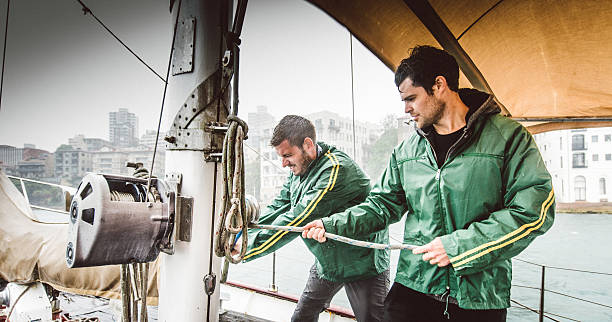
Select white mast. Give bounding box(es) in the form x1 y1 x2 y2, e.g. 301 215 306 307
159 0 231 321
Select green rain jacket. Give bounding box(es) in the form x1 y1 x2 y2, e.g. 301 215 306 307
243 142 389 283
322 89 555 309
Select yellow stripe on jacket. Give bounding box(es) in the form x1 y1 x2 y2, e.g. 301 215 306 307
244 152 340 260
451 189 555 267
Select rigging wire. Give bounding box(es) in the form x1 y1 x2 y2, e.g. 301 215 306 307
144 0 183 199
514 258 612 276
349 33 357 158
119 1 183 321
75 0 166 83
243 142 286 174
512 284 612 310
0 0 10 113
510 299 561 322
456 0 504 41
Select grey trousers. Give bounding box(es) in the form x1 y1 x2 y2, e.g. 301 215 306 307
291 265 390 322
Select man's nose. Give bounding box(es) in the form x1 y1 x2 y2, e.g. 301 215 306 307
282 158 289 167
404 102 413 114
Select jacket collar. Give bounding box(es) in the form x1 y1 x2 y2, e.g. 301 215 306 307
298 141 329 178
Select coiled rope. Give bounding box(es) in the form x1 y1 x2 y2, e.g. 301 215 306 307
214 115 249 264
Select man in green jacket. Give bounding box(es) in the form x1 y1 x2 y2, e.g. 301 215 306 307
240 115 389 322
303 46 555 321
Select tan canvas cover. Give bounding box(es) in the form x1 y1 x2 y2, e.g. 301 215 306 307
308 0 612 132
0 171 159 304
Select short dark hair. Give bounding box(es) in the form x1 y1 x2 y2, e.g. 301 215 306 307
394 45 459 94
270 115 316 148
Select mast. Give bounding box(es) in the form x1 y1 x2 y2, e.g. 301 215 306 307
159 0 231 321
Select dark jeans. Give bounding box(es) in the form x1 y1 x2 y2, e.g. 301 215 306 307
291 265 390 322
383 283 507 322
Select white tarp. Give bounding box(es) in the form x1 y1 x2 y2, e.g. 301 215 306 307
0 171 159 304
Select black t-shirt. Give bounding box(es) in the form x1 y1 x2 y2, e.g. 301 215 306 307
428 106 475 168
431 127 464 168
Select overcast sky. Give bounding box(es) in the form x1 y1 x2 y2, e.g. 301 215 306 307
0 0 402 152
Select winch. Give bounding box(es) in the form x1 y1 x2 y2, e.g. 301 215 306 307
66 173 175 268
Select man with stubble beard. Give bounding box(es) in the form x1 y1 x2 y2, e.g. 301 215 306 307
237 115 389 322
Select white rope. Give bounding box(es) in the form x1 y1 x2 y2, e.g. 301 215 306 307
252 224 418 250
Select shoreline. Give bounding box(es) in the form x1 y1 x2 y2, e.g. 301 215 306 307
555 202 612 214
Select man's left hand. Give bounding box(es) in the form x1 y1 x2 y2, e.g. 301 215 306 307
412 237 450 267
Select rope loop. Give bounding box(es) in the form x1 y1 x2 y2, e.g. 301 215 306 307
214 114 249 264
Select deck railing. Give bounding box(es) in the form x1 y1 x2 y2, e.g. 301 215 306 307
8 175 612 321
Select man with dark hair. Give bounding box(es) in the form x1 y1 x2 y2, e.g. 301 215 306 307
240 115 389 322
303 45 555 321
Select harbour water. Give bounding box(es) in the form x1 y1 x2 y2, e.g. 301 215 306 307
228 213 612 321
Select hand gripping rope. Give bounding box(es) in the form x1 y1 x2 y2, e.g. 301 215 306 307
251 224 418 250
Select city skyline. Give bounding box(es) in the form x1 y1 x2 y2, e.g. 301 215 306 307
1 106 399 153
0 0 402 152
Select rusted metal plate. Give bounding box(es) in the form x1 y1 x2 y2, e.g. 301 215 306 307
172 17 195 75
176 196 193 242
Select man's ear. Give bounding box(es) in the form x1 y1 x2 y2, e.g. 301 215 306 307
303 137 315 151
432 76 447 95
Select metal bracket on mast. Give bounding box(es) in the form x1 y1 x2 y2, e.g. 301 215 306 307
159 172 195 245
164 69 230 161
176 195 194 242
203 273 216 295
159 172 183 254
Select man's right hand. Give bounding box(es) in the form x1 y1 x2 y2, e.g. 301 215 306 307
302 220 327 243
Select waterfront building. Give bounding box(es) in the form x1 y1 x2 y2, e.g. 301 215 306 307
109 108 139 148
92 146 165 178
0 145 23 170
246 106 287 204
140 130 167 151
1 145 54 179
534 127 612 202
54 145 93 186
68 135 114 152
306 111 380 167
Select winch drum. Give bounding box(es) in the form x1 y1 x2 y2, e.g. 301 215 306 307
66 173 174 268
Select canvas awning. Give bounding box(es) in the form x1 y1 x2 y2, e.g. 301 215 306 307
307 0 612 133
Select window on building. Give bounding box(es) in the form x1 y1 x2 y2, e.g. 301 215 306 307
607 154 612 161
572 134 585 150
572 153 586 168
593 154 599 161
574 176 586 201
592 135 598 143
606 134 611 142
561 179 564 197
560 157 563 168
600 178 607 195
559 137 562 150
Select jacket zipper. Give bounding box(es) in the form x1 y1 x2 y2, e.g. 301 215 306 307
424 135 453 316
436 171 451 319
426 132 459 318
442 286 451 319
445 127 469 162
